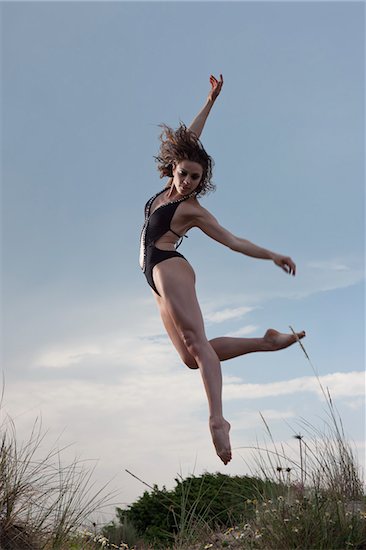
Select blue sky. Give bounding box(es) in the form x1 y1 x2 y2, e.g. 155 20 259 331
1 1 365 521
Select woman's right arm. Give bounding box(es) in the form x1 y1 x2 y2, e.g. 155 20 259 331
188 74 223 139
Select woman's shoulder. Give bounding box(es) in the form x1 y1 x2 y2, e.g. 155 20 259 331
181 196 212 220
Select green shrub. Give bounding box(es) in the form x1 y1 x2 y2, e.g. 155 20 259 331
113 473 274 546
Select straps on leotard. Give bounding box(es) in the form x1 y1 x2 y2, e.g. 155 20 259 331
169 227 188 249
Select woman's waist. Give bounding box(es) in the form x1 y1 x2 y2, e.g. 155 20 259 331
148 240 177 252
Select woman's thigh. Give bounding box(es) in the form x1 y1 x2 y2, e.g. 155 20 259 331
156 299 199 369
153 258 207 345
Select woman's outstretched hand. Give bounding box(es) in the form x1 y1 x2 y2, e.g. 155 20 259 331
273 254 296 276
208 74 224 103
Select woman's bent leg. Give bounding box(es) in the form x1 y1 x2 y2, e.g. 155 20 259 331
157 299 305 369
153 258 231 465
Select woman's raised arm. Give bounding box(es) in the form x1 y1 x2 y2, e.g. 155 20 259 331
188 74 223 139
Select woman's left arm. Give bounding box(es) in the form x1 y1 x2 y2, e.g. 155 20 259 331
193 205 296 275
188 74 223 139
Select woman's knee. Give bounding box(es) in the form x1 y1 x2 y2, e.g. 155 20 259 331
183 354 199 369
181 328 205 360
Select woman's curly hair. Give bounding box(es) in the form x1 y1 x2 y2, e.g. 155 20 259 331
154 123 215 197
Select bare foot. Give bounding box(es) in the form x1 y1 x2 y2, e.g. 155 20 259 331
209 418 232 465
263 328 306 351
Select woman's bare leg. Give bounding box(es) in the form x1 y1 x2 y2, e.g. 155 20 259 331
210 329 306 361
153 258 231 465
157 302 305 369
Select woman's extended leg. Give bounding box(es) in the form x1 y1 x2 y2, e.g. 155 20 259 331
153 258 231 465
157 302 305 370
209 329 306 361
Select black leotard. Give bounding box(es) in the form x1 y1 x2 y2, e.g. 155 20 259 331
139 188 196 296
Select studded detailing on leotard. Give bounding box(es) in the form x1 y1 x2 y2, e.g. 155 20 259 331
139 188 196 295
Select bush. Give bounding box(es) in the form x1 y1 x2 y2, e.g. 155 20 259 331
112 472 274 547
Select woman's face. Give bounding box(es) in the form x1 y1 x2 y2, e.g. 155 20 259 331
172 160 203 196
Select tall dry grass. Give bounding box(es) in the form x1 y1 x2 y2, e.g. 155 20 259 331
229 328 366 549
0 397 115 550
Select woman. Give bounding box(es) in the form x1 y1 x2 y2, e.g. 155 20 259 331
140 74 305 465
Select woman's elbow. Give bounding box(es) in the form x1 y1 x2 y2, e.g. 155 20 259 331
227 236 240 251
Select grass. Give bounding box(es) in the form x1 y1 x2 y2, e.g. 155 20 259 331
0 396 115 550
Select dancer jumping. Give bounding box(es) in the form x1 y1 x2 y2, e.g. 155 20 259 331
139 74 305 464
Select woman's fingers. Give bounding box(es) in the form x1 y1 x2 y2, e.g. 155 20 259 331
285 258 296 276
276 255 296 276
209 74 223 101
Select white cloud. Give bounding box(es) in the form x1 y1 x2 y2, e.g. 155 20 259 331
343 397 365 411
224 325 259 337
204 306 256 323
37 345 102 369
307 260 351 272
224 371 365 401
204 255 364 307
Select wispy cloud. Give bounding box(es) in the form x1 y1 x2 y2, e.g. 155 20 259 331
224 371 365 401
343 397 365 411
205 306 256 323
37 345 102 369
307 260 351 272
201 255 364 307
224 325 259 337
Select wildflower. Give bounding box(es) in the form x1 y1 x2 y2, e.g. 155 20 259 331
292 528 299 533
255 532 262 539
268 499 273 504
252 498 258 504
224 527 234 535
246 498 252 504
277 496 284 501
244 524 251 530
295 499 300 504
